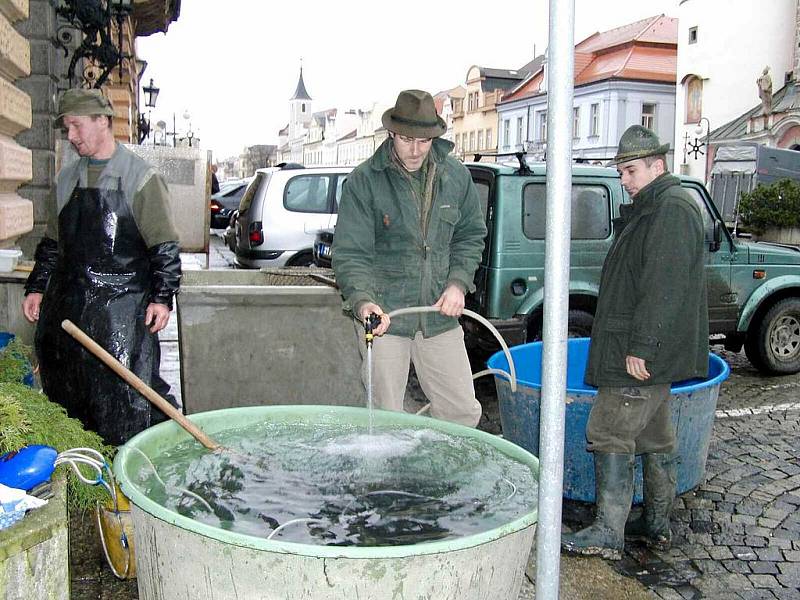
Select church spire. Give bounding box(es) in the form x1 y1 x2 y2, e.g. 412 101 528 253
290 66 312 101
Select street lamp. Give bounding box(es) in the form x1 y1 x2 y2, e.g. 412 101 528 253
183 110 194 147
695 116 711 183
137 78 160 144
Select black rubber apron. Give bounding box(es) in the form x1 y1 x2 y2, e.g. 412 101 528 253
36 180 173 446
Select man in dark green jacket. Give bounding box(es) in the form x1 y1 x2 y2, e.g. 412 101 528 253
562 125 708 560
332 89 487 426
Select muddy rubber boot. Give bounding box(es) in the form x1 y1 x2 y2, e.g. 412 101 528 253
625 453 676 551
561 452 635 560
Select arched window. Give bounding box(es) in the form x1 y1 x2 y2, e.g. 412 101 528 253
685 76 703 124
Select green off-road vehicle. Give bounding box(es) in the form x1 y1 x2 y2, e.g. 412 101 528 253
463 155 800 375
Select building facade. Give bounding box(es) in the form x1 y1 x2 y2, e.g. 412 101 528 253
675 0 797 180
498 15 677 165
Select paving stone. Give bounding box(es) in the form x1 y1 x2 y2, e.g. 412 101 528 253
749 561 780 575
745 536 769 548
746 526 774 538
758 518 782 529
691 558 729 575
783 550 800 561
737 591 780 600
755 547 785 562
763 508 790 522
723 559 753 573
708 545 734 560
773 589 800 600
652 587 685 600
733 514 759 526
748 574 781 588
732 547 760 561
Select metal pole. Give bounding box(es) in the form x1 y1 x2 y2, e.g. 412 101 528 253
537 0 575 598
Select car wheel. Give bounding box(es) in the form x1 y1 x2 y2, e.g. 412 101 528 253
526 309 594 342
286 252 314 267
745 297 800 375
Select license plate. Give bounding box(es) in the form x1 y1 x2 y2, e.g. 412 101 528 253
318 243 331 258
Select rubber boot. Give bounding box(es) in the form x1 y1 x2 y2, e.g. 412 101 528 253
561 452 635 560
625 453 676 551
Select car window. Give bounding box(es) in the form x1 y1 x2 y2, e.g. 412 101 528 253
333 175 348 213
522 183 611 240
284 175 331 213
238 173 264 213
474 180 490 220
684 186 716 243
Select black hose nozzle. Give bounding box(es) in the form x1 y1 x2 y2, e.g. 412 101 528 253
365 313 382 347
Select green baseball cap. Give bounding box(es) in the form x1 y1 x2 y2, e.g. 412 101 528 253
55 89 114 127
610 125 670 165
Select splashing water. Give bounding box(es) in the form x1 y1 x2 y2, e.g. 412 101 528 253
134 421 537 546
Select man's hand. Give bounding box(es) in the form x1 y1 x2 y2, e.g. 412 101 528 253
625 355 650 381
145 303 171 333
433 284 465 317
358 302 390 336
22 293 43 323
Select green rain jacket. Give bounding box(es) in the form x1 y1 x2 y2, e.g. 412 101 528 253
585 173 709 387
332 137 487 339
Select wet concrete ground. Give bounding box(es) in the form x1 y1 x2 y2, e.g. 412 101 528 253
67 235 800 599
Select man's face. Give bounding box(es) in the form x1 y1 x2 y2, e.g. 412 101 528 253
62 115 111 158
391 133 433 172
616 157 663 198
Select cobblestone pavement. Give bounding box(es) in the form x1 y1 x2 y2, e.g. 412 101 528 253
69 237 800 599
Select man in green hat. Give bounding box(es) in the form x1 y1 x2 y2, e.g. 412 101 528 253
21 88 182 446
332 89 487 426
561 125 709 559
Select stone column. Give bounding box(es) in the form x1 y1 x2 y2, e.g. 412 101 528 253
0 0 33 250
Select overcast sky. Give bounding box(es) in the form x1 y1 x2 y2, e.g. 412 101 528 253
136 0 679 161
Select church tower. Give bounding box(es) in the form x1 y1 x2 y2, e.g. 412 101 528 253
289 66 313 140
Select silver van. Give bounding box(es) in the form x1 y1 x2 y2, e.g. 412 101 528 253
234 164 353 268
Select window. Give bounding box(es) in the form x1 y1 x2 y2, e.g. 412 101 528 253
503 120 510 147
486 129 492 149
467 91 479 111
688 26 698 44
517 117 524 146
469 131 475 151
641 103 656 130
333 175 347 213
686 76 703 123
538 111 547 142
237 173 263 213
523 184 611 240
477 130 484 150
573 107 581 138
302 103 306 113
284 175 331 213
589 103 600 136
474 180 490 220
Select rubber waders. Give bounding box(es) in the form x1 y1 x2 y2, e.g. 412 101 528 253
625 453 676 551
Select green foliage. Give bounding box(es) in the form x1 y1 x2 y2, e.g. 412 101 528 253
739 178 800 233
0 338 32 384
0 341 115 511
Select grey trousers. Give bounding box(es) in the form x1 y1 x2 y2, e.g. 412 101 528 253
356 323 482 427
586 384 675 454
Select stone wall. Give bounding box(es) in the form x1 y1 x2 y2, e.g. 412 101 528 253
0 0 33 253
13 0 56 257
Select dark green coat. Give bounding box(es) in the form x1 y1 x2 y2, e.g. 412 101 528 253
332 137 487 338
585 173 709 387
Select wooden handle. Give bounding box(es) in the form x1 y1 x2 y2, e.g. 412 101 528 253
61 319 221 451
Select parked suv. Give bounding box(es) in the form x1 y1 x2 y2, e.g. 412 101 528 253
464 155 800 375
234 164 352 268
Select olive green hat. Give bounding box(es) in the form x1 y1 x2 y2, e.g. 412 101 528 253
610 125 670 165
382 89 446 139
55 89 114 127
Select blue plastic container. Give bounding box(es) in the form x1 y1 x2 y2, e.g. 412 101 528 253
0 332 34 387
488 338 730 503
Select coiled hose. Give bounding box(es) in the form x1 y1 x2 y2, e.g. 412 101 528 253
384 307 517 415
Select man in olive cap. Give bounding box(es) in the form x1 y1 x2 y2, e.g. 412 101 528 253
21 88 182 446
332 89 486 426
562 125 708 559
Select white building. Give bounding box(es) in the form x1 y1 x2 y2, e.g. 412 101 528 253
675 0 797 180
498 15 678 165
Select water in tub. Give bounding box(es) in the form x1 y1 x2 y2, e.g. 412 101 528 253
134 421 538 546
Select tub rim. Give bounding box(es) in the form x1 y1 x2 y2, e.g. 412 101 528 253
487 338 730 395
114 404 539 559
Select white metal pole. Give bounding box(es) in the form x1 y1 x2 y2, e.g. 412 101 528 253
537 0 575 598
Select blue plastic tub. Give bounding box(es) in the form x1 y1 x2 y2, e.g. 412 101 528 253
488 338 730 503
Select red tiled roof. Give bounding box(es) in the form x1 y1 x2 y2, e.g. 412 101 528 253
576 15 677 53
575 45 676 85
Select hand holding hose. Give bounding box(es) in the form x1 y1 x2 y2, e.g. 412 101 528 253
358 302 390 336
